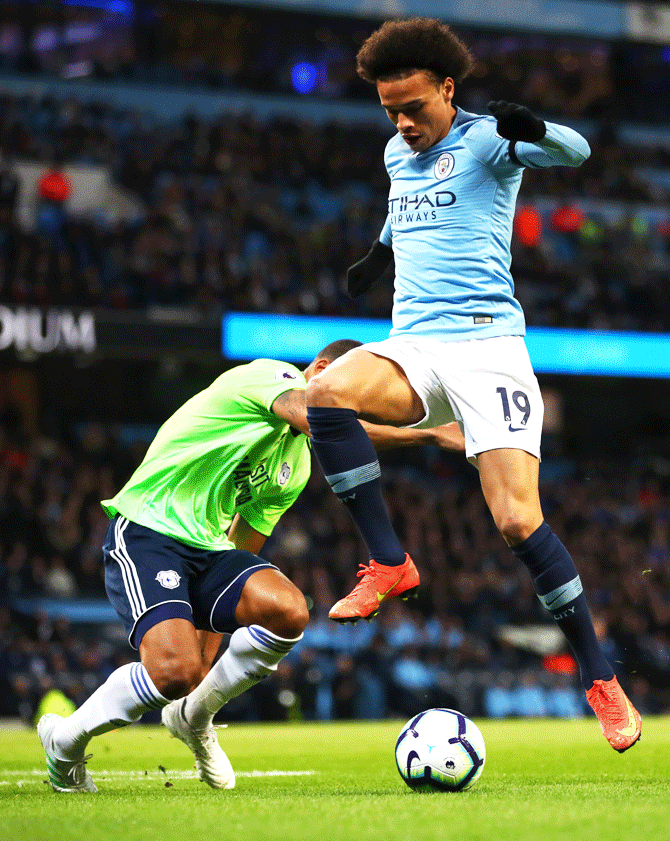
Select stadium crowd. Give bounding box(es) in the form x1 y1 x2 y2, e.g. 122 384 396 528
0 412 668 722
6 5 670 125
0 92 669 331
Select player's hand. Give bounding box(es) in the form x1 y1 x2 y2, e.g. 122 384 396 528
346 238 393 298
430 422 466 453
487 101 546 143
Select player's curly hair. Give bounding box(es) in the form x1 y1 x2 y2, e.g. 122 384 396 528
356 18 474 85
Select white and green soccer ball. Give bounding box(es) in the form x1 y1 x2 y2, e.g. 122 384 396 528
395 708 486 792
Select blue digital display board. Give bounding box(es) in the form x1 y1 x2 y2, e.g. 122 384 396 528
222 313 670 378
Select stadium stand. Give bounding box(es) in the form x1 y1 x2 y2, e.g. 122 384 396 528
0 3 669 723
0 93 668 330
0 413 668 721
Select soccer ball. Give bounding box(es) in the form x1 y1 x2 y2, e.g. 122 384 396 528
395 708 486 792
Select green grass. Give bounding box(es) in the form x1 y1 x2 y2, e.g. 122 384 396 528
1 716 668 841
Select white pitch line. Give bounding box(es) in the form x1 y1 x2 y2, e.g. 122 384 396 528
0 768 315 785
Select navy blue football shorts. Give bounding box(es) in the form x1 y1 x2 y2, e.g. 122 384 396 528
103 515 277 649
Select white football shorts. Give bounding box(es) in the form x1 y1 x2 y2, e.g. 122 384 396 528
362 334 544 461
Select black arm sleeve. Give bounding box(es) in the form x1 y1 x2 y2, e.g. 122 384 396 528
346 238 393 298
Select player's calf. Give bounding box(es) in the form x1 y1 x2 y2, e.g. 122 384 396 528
188 567 307 734
38 662 170 792
163 621 304 788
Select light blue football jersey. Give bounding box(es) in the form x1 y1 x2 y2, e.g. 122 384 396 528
379 107 590 342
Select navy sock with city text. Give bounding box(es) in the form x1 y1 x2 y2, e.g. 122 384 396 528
512 521 614 690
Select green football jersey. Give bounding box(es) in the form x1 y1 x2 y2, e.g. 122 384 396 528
101 359 311 550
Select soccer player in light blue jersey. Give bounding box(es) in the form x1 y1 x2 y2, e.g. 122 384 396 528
306 17 641 752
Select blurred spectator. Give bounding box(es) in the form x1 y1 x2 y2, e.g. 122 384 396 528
36 154 72 245
331 654 359 719
0 150 19 227
513 671 549 717
545 674 584 718
483 671 516 718
42 555 78 599
389 645 436 717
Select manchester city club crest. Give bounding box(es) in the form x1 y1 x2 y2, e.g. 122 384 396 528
278 462 291 485
434 152 455 179
155 570 181 589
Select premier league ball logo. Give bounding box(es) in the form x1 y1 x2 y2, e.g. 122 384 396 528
434 153 455 180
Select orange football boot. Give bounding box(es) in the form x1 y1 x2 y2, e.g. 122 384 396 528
328 554 419 623
585 676 641 752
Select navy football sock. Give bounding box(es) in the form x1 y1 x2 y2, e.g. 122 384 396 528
512 522 614 690
307 406 406 566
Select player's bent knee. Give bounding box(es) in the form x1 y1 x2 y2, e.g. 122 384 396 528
495 508 539 547
259 589 308 638
142 651 203 700
240 582 309 639
278 589 309 638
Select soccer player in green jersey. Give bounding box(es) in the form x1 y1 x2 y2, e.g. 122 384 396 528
38 339 465 793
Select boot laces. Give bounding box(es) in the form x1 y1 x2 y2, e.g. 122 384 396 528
591 682 626 726
356 562 375 579
190 727 217 758
66 754 93 784
348 562 377 594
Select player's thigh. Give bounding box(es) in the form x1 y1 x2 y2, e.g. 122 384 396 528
477 448 543 543
441 336 544 461
188 550 281 634
306 347 424 425
103 515 196 650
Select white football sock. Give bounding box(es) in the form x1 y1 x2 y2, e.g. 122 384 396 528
53 662 168 758
183 624 302 730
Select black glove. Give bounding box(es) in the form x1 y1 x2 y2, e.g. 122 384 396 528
346 238 393 298
487 101 546 143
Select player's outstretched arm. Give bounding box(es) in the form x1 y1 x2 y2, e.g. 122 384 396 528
272 389 465 452
487 100 590 167
360 420 465 452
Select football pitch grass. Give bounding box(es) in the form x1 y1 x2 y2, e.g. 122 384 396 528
1 716 668 841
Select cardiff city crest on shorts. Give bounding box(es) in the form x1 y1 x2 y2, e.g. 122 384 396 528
434 152 454 179
155 570 181 589
278 462 291 486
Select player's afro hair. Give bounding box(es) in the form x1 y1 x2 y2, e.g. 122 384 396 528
356 18 474 85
